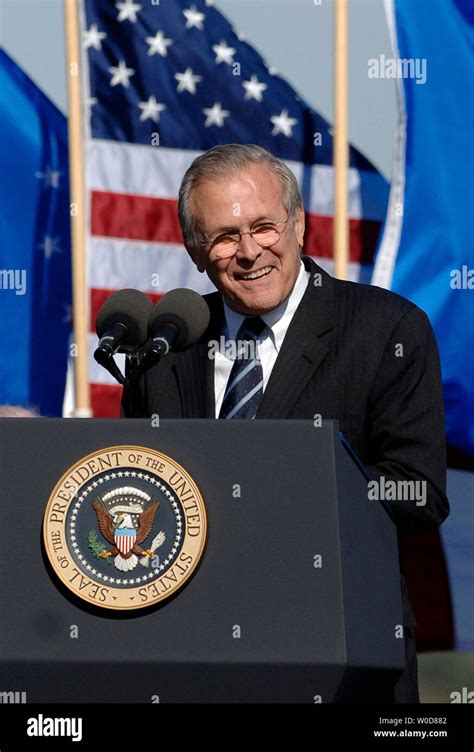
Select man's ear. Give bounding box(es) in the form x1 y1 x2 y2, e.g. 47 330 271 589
294 206 305 247
187 245 206 274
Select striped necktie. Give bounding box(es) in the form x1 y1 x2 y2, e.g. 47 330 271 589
218 316 266 420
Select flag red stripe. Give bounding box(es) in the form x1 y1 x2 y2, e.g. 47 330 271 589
303 215 381 266
91 191 183 243
91 383 123 418
91 191 381 265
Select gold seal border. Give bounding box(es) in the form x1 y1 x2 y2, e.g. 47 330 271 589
43 445 207 611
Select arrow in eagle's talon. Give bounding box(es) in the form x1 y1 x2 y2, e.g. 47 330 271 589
139 531 166 567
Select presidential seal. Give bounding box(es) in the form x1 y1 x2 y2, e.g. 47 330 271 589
43 446 207 610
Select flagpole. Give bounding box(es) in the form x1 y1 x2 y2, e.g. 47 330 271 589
333 0 349 281
64 0 92 417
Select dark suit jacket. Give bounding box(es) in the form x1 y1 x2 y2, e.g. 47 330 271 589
124 256 448 532
123 255 449 700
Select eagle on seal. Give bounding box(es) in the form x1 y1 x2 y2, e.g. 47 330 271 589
92 490 160 572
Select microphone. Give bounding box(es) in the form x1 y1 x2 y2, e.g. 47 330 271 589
128 289 210 381
94 289 153 384
149 288 211 354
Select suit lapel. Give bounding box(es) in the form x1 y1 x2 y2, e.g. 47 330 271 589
173 291 223 418
173 257 334 419
256 257 334 418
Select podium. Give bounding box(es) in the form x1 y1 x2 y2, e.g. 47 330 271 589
0 418 404 703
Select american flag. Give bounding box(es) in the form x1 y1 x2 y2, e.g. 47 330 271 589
79 0 388 416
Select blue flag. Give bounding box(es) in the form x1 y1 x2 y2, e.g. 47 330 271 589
373 0 474 458
0 49 72 416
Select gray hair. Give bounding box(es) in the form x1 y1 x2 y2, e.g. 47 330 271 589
178 144 303 252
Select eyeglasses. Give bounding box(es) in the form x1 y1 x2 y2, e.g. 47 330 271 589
200 213 290 259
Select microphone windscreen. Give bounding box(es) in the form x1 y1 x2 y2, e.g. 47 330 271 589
96 289 153 346
149 289 210 350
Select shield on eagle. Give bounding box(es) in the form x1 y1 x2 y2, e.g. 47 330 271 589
114 527 137 555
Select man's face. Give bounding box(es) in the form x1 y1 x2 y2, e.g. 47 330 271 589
187 163 305 315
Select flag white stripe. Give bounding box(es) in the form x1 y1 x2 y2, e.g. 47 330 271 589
316 258 369 283
88 237 215 294
88 237 366 293
88 140 387 222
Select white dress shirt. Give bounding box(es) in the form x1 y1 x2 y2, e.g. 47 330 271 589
214 261 310 417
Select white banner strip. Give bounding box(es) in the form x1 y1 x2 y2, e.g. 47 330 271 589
88 236 367 294
87 140 387 222
88 237 215 295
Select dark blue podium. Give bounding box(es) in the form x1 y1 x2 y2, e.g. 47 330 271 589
0 418 404 703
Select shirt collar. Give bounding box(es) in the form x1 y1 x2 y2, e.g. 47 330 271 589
222 260 310 350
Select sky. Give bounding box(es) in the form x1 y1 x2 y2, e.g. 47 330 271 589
0 0 397 178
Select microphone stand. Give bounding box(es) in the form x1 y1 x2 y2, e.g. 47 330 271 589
122 347 152 418
94 328 178 417
93 342 144 389
126 322 178 384
93 347 126 386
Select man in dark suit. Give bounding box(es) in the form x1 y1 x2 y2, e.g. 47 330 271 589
123 144 449 703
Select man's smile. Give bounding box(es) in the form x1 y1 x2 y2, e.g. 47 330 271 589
235 265 275 282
